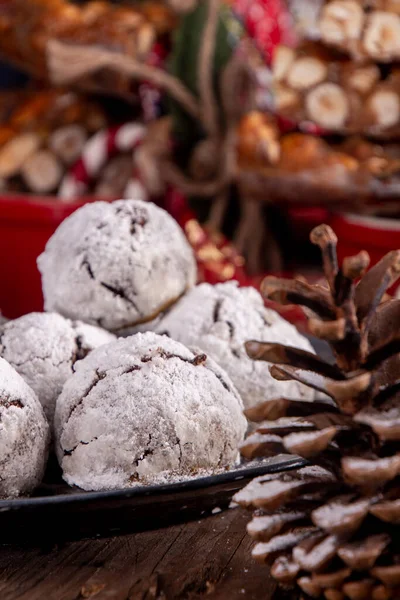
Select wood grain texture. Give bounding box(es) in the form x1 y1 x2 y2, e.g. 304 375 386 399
0 508 277 600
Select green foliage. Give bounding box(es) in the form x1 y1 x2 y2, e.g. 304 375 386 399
168 2 235 148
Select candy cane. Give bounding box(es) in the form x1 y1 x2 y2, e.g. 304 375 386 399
59 122 147 201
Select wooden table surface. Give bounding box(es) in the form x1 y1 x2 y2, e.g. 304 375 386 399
0 507 277 600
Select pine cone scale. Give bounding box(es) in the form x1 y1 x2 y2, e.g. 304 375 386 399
311 496 370 535
354 250 400 322
261 276 336 321
245 340 346 380
369 499 400 523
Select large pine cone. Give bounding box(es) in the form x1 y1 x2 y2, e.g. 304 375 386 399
234 225 400 599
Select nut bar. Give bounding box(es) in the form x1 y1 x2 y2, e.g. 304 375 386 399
237 114 400 208
0 0 176 93
272 41 400 136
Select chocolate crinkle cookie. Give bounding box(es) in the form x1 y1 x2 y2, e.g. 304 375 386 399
156 282 315 410
0 357 49 498
0 312 115 422
54 332 247 491
37 199 197 332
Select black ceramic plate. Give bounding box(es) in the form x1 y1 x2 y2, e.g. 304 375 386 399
0 455 306 543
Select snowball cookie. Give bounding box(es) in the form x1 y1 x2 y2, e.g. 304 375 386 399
0 357 49 498
156 282 315 410
55 332 246 491
38 199 197 331
0 313 115 422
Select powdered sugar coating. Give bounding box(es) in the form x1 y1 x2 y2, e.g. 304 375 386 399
55 332 246 491
0 357 49 498
0 312 115 422
38 199 197 331
155 282 315 409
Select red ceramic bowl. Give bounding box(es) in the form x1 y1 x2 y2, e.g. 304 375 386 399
329 212 400 290
0 195 103 318
0 193 330 323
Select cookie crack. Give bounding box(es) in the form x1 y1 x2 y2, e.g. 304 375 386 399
100 282 139 313
259 309 272 327
0 328 6 354
61 364 143 443
131 434 153 473
130 214 148 234
11 355 69 369
82 258 94 280
213 299 222 323
212 299 236 340
114 205 148 234
214 372 230 392
218 439 228 467
81 258 140 314
141 349 207 367
71 334 90 368
141 348 233 392
176 437 183 464
225 320 235 338
63 436 98 456
0 397 23 410
65 368 107 425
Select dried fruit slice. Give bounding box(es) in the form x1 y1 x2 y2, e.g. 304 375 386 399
347 65 380 94
21 149 63 193
0 132 41 178
367 89 400 129
363 11 400 61
49 125 87 165
286 56 328 90
305 83 349 129
320 0 364 45
272 46 296 82
273 84 301 112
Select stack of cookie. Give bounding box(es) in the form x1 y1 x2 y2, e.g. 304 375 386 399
0 198 316 497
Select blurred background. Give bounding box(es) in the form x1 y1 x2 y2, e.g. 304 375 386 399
0 0 399 319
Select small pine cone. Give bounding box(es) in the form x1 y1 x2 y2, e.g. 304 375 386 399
235 224 400 599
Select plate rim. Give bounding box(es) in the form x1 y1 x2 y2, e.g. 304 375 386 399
0 456 307 510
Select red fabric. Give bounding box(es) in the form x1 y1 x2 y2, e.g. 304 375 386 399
72 159 88 184
232 0 295 63
106 125 119 155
